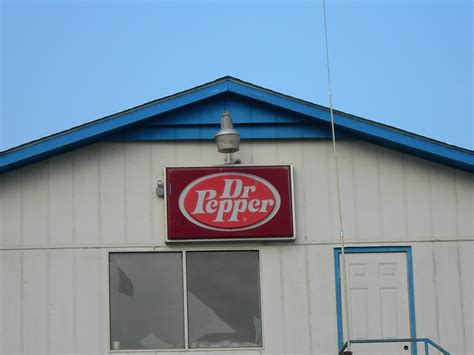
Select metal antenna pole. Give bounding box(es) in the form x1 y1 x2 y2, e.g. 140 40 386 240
322 0 352 352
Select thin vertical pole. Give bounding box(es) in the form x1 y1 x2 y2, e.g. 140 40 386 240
322 0 352 350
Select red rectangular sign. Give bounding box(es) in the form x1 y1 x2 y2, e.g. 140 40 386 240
165 165 295 242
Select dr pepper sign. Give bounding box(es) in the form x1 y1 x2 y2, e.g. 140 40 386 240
165 165 295 242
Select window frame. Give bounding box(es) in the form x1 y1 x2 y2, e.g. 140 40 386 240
107 247 264 353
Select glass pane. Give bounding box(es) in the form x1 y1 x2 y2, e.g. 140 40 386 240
186 251 262 348
109 252 184 350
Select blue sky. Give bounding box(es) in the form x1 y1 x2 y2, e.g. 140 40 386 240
1 0 472 151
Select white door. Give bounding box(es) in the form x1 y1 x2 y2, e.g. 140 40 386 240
340 252 413 354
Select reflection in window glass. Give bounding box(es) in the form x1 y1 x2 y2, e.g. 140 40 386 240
186 251 262 348
109 253 184 350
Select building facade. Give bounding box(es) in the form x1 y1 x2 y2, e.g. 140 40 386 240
1 77 473 355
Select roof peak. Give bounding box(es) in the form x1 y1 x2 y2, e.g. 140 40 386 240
1 77 472 173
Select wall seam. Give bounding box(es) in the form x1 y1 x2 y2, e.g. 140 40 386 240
456 242 467 353
123 143 128 243
72 250 77 353
304 246 314 354
431 245 441 342
20 251 24 354
1 237 473 251
98 144 103 244
46 251 51 354
72 152 77 244
401 156 409 240
375 148 384 237
279 249 287 354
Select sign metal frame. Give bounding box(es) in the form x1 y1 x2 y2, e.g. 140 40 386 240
164 164 296 243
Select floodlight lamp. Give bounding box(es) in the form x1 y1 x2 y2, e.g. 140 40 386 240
215 111 240 154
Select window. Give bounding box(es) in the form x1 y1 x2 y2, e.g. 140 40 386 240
109 251 262 351
109 252 184 349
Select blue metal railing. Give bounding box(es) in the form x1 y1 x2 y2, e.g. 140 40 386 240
338 338 450 355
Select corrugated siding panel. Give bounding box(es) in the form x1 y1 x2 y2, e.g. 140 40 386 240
100 143 126 244
430 165 458 238
306 245 339 353
49 154 74 245
280 246 311 354
49 250 75 354
74 249 105 353
455 171 474 237
352 142 382 240
403 155 433 239
336 142 358 240
412 244 439 341
301 141 336 241
21 163 49 246
0 170 22 246
151 142 176 245
2 246 341 355
458 241 473 353
259 247 286 354
73 146 100 244
0 139 471 245
0 139 472 355
433 243 466 354
273 142 306 241
377 148 407 239
0 244 471 355
23 251 49 353
1 252 22 354
124 143 154 244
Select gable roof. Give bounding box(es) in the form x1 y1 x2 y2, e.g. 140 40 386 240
1 76 473 174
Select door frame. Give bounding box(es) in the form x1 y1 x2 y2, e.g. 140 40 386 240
333 246 417 355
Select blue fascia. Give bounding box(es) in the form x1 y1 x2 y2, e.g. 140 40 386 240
1 77 472 174
227 81 473 173
0 81 229 174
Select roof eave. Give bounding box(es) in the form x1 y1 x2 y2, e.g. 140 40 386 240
1 76 472 174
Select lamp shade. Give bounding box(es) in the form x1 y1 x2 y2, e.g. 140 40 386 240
215 111 240 153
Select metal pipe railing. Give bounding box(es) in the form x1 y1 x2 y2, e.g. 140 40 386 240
338 338 450 355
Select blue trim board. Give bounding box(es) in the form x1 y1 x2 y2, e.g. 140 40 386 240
228 81 473 172
107 124 349 141
0 80 228 173
1 76 472 174
333 246 417 355
107 92 349 141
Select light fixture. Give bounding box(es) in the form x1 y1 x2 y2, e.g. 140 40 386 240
215 111 240 164
156 180 164 198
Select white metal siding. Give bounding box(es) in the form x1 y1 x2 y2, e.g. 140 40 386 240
1 141 472 248
1 140 473 355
